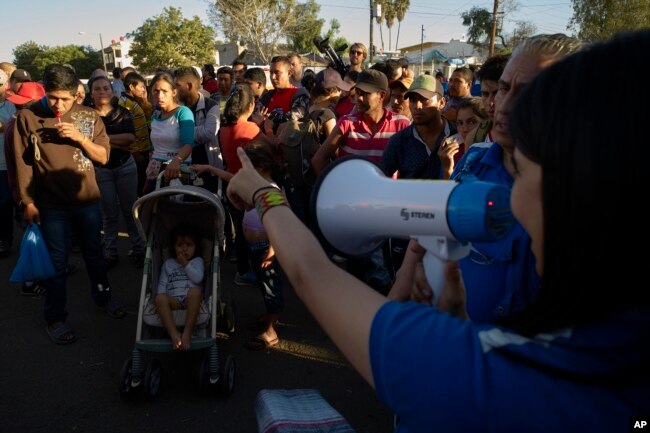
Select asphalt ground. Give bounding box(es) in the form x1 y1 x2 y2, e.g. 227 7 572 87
0 220 393 433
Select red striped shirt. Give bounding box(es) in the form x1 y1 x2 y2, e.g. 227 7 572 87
336 109 410 163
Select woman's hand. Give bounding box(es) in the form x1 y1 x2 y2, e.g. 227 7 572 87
227 147 274 211
164 158 181 182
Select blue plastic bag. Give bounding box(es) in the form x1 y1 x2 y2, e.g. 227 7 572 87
9 224 56 283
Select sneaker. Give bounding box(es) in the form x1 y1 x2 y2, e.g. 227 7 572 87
0 239 11 258
234 270 258 287
22 281 45 297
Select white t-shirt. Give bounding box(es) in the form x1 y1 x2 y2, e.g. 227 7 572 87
157 257 204 300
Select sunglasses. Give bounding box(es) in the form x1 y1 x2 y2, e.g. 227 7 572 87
350 50 364 56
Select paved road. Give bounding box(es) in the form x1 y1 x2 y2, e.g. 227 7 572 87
0 222 393 433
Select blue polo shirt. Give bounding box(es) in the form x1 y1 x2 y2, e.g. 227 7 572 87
450 142 541 324
381 122 452 179
370 301 650 433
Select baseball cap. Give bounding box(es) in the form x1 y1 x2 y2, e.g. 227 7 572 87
389 76 414 91
316 67 352 92
10 69 31 83
354 69 388 93
6 81 46 105
405 74 444 100
0 70 7 86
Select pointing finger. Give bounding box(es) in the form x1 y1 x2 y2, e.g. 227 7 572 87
237 147 254 169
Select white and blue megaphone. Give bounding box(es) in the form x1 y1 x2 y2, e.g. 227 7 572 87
311 157 514 302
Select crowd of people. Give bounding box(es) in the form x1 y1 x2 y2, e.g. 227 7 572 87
1 28 648 431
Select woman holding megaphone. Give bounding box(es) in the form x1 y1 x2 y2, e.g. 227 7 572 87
226 30 650 433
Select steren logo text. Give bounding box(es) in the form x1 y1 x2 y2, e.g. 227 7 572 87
400 208 436 221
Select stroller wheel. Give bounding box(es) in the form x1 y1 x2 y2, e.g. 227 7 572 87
197 352 218 395
219 354 236 397
144 358 163 399
118 357 139 398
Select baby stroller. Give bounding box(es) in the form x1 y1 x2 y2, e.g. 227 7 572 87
119 180 235 399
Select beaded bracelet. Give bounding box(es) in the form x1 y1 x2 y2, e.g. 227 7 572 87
254 188 289 222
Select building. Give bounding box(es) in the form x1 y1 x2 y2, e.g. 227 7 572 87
400 39 486 77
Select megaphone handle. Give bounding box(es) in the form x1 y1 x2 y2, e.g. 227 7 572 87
423 252 446 304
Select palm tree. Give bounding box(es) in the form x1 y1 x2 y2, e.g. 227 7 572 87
384 0 397 50
394 0 410 50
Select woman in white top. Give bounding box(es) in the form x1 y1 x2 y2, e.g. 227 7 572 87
145 72 195 193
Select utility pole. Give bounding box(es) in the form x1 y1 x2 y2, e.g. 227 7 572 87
420 25 424 74
369 0 374 64
489 0 499 56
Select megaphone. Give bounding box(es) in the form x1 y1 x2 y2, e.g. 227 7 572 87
311 157 514 302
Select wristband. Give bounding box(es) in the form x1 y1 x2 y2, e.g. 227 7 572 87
254 188 289 221
250 185 279 205
173 155 184 163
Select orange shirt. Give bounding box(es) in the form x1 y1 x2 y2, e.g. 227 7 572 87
220 121 261 174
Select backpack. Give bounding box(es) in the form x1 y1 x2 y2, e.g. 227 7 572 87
278 108 333 191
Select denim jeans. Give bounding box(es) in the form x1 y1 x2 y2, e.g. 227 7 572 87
249 241 284 315
0 171 14 243
40 203 112 324
95 156 144 258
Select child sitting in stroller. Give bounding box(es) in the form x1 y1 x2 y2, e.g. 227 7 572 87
155 224 204 350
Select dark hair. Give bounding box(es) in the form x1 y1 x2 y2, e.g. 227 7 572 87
232 59 247 70
174 66 201 86
170 224 200 259
477 53 510 83
244 135 283 184
203 64 216 79
112 67 122 79
452 67 473 84
300 69 317 93
42 64 79 93
458 97 487 119
222 84 254 126
370 61 399 81
244 67 267 87
123 71 145 90
503 30 650 335
216 66 234 79
87 75 112 95
270 56 291 69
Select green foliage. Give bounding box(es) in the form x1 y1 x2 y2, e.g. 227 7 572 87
569 0 650 42
323 19 350 55
461 7 493 45
128 6 215 73
288 0 325 53
12 41 46 79
12 41 101 80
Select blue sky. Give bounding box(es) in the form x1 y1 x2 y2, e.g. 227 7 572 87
1 0 574 62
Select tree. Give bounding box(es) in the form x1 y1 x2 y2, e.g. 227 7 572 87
384 0 397 51
12 41 46 79
569 0 650 42
208 0 319 64
509 21 537 50
461 7 493 46
288 0 325 53
394 0 410 50
33 45 101 79
323 19 350 55
12 42 101 80
128 7 215 73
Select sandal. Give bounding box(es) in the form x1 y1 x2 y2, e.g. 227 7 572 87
244 335 279 351
46 322 77 345
96 299 127 319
